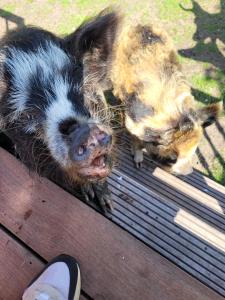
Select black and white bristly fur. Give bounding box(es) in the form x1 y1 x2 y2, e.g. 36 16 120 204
0 10 120 212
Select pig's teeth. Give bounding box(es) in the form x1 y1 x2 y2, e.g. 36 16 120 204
100 156 106 167
91 155 107 167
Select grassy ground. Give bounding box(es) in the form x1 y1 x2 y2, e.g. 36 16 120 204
0 0 225 184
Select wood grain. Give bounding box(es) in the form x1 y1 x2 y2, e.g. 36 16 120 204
0 228 88 300
109 169 225 295
0 228 43 300
0 148 223 300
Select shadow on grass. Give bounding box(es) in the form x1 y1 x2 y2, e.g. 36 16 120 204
191 87 220 105
179 0 225 70
179 0 225 107
0 8 25 32
178 1 225 184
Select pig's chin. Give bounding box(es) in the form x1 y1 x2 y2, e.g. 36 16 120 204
67 151 112 182
78 154 111 180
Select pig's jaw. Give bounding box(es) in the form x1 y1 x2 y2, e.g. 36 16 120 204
45 92 112 181
81 154 111 179
66 145 112 182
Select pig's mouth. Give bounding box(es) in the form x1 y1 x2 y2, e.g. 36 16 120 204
81 152 111 179
70 148 112 181
91 154 107 168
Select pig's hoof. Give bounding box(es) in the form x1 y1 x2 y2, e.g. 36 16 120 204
134 150 143 169
97 192 113 213
82 182 114 213
81 184 95 203
135 161 143 169
92 182 114 213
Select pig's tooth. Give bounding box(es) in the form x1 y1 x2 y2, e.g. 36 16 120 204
100 155 105 165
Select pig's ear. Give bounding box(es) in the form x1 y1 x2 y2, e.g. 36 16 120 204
64 9 120 61
197 103 222 128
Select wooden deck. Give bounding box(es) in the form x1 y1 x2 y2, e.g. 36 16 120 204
0 137 225 299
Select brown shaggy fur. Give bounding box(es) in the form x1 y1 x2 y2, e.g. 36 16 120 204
107 20 220 174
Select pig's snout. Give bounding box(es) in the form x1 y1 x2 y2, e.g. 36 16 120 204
68 124 112 162
97 130 112 147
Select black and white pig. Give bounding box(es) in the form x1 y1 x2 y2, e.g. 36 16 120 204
0 11 120 211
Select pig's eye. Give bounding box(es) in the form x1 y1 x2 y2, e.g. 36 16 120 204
157 151 178 166
151 141 159 147
165 152 178 164
59 118 78 135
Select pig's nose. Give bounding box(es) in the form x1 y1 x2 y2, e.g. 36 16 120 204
181 166 193 175
171 163 193 176
73 143 89 161
97 131 112 146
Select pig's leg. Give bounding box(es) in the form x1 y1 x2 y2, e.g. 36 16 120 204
131 136 144 168
93 180 113 212
81 183 95 203
81 180 113 213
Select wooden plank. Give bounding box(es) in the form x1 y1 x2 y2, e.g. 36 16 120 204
152 167 225 211
109 170 225 295
0 148 224 300
181 173 225 203
121 134 225 204
0 228 88 300
116 147 225 229
112 135 225 296
0 228 43 300
120 141 225 210
109 136 225 296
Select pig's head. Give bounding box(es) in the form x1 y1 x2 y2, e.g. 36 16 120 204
44 10 120 182
56 118 113 181
0 9 120 184
144 104 220 175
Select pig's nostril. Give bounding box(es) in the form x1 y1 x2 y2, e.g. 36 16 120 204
99 133 112 146
78 145 86 156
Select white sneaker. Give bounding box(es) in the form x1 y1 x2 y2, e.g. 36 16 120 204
22 254 81 300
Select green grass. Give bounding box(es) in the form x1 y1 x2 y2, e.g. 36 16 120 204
155 0 195 45
157 0 191 20
76 0 116 11
0 3 17 16
3 3 16 13
212 157 225 185
76 0 98 6
191 74 218 96
48 0 72 6
191 70 225 105
57 14 86 35
55 0 118 34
